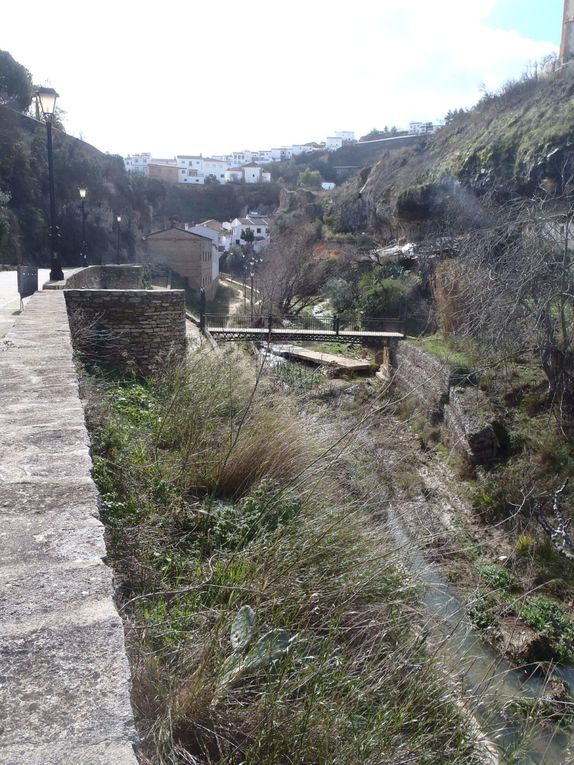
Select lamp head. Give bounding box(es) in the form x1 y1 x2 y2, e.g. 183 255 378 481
36 87 59 120
79 188 87 199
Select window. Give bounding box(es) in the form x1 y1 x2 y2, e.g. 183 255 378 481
256 228 261 233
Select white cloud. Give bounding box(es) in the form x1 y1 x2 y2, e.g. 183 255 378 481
1 0 558 155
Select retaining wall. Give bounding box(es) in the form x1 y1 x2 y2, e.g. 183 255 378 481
392 343 452 424
390 342 500 464
0 290 138 763
65 289 186 375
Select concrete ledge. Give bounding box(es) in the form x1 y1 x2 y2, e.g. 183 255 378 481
0 291 138 763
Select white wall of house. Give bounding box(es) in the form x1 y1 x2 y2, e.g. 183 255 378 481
244 166 262 183
225 169 243 183
335 130 355 142
124 153 151 174
326 136 343 151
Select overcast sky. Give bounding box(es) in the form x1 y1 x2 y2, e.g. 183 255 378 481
2 0 563 158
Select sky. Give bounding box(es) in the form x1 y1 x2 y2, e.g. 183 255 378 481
1 0 564 158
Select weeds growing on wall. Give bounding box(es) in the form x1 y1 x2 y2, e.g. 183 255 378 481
83 349 482 765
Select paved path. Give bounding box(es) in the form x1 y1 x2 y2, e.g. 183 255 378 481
0 270 53 340
0 291 137 763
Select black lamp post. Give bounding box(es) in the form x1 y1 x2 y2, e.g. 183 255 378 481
250 267 255 322
37 87 63 282
116 215 122 264
79 187 87 266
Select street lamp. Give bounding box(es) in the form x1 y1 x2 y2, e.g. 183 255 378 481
36 87 63 281
79 188 87 266
116 215 122 264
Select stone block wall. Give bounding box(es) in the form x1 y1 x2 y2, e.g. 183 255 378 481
392 343 452 424
389 342 501 465
65 289 186 376
444 386 499 464
64 265 144 290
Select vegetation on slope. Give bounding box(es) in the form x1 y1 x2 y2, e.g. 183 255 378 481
83 351 481 765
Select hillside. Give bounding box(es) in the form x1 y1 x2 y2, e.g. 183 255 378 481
325 63 574 240
0 104 280 267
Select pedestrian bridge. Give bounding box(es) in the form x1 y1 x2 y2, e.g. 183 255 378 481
201 313 405 345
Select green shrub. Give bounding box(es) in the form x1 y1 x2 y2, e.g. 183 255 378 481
519 596 574 662
467 589 499 632
477 562 520 593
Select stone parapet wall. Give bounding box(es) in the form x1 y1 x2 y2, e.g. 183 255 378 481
65 289 186 375
0 291 137 763
64 265 144 290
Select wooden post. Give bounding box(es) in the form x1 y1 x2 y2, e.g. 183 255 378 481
268 314 273 344
199 288 206 333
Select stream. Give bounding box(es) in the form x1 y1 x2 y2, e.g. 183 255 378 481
387 505 574 764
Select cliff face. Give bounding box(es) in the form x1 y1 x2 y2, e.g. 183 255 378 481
325 64 574 242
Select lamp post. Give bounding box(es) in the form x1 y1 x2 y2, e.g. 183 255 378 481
36 87 63 282
79 187 87 266
250 268 255 322
116 215 122 264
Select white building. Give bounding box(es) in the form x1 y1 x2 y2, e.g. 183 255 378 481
186 221 223 281
326 136 344 151
335 130 355 142
124 153 151 174
175 155 229 184
409 121 437 135
224 166 271 184
227 215 271 252
321 182 336 191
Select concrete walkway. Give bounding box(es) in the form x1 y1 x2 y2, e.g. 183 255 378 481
0 291 137 764
0 270 55 340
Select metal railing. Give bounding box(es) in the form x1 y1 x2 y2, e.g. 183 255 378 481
203 312 404 335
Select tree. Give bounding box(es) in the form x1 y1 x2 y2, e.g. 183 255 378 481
0 50 32 112
240 227 255 246
297 167 322 189
259 217 324 314
449 195 574 424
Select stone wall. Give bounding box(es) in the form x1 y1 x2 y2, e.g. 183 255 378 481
389 342 501 465
64 265 144 290
65 289 186 376
444 386 499 464
0 290 137 763
392 343 452 424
